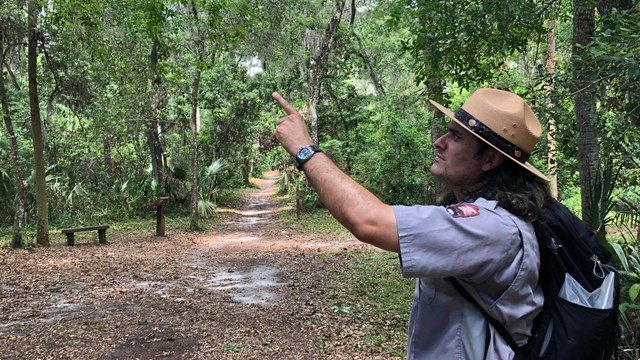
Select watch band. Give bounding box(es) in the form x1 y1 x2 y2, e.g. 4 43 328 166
295 145 321 170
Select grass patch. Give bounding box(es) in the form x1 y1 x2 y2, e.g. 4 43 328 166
608 228 637 245
277 207 349 236
270 179 347 235
216 187 252 208
0 212 235 248
327 249 413 357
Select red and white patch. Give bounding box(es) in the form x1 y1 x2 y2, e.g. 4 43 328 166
446 204 480 218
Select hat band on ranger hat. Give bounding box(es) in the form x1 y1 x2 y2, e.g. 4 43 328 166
454 108 530 163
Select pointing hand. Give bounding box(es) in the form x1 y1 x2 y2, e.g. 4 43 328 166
272 92 315 156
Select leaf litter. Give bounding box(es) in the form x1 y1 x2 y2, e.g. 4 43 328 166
0 171 404 359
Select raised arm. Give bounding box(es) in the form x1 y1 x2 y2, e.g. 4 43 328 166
272 92 399 253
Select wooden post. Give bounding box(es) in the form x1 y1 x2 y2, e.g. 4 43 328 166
296 185 301 220
65 233 75 246
98 229 107 244
148 197 170 237
156 203 165 236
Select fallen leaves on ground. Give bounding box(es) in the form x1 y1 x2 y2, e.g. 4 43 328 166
0 172 407 360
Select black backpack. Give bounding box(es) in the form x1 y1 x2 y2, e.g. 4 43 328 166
451 198 620 360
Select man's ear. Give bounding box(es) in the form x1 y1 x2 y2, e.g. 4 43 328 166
481 150 504 172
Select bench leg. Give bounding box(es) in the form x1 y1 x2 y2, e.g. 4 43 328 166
66 233 75 246
98 229 107 244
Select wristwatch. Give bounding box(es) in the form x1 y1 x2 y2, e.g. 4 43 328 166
295 145 322 170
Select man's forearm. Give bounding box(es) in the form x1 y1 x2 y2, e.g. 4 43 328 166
301 152 399 253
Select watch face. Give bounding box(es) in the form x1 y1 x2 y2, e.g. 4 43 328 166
298 146 314 160
296 145 320 170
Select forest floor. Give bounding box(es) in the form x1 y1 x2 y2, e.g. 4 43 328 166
0 171 406 360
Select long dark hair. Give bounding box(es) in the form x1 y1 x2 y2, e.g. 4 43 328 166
440 146 550 222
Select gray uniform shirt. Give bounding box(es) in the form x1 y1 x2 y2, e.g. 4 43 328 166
392 198 544 360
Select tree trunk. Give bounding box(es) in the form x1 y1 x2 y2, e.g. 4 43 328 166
146 116 165 188
545 19 558 199
307 0 345 145
1 30 25 248
188 1 206 230
572 0 598 223
103 135 113 177
352 32 385 97
189 65 202 230
28 0 49 246
419 0 447 203
425 74 447 203
147 38 166 190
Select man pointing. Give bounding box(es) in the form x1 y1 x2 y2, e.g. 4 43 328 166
272 89 550 359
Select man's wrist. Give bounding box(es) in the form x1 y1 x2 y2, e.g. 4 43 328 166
295 145 322 170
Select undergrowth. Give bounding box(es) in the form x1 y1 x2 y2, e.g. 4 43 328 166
328 249 413 357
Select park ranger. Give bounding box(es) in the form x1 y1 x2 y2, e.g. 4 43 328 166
272 88 550 359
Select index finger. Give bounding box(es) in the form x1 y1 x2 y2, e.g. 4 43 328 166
272 92 297 115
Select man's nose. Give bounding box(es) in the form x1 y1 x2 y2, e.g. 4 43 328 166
433 134 446 149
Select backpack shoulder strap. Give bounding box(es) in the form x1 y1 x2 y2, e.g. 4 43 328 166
449 277 525 358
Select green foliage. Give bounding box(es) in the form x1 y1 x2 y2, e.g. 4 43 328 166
588 6 640 128
196 158 229 218
611 236 640 352
613 242 640 301
222 343 246 352
351 107 431 205
199 61 272 187
199 159 229 202
196 198 216 219
280 207 349 235
587 159 621 246
215 187 250 208
389 0 548 89
0 169 14 226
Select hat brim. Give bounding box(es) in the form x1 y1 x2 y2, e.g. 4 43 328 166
429 99 549 182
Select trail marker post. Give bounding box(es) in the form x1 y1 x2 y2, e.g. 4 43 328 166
148 196 170 236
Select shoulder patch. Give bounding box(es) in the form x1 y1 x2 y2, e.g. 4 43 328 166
446 204 480 218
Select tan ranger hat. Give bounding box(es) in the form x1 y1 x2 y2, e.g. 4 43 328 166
429 88 548 181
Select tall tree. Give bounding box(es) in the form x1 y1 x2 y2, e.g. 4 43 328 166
28 0 49 246
147 38 168 191
351 32 385 98
143 0 170 191
0 24 26 248
307 0 345 145
188 0 206 230
572 0 598 222
545 19 558 199
417 0 447 201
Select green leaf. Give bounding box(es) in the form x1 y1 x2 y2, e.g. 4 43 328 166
223 343 246 352
612 243 630 272
629 283 640 301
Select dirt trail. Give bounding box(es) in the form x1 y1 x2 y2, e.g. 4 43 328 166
0 171 397 360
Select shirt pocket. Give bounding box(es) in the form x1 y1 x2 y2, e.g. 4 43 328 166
414 278 437 304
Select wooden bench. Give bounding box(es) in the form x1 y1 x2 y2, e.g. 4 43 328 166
61 225 110 246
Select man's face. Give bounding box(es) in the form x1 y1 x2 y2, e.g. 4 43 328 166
430 122 489 190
